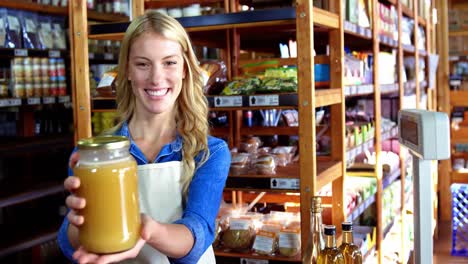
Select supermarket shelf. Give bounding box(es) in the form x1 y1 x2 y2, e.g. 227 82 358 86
240 126 298 136
89 53 119 63
0 229 58 259
215 251 301 263
316 89 342 107
0 0 128 22
93 89 341 111
347 193 377 222
344 21 372 39
89 7 339 40
0 96 71 109
145 0 223 9
0 48 66 59
223 192 300 204
225 161 342 192
346 139 374 166
379 35 398 48
449 30 468 37
451 171 468 184
451 127 468 143
210 127 230 137
383 217 396 241
363 244 376 263
0 182 64 209
0 134 74 156
450 91 468 107
383 168 401 190
345 84 374 97
380 83 399 94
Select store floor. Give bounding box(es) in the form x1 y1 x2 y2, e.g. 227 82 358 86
433 221 467 263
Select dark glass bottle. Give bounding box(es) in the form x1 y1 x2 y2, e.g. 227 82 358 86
317 225 344 264
303 196 325 263
339 222 363 264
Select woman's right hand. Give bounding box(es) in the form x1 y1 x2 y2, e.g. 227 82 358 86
64 152 85 227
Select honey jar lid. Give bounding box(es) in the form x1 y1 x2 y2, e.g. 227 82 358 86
77 135 130 150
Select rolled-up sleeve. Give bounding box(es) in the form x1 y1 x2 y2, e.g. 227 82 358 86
170 139 230 263
58 217 76 262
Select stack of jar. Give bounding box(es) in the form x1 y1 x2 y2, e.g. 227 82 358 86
10 56 67 98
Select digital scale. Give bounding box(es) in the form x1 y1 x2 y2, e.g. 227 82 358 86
398 109 450 264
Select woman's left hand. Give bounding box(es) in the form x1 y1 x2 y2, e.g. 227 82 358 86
72 238 146 264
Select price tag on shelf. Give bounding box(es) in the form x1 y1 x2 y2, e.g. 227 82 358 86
240 258 268 264
89 53 95 59
213 96 242 107
270 178 299 190
0 98 22 107
27 97 41 105
49 50 61 58
43 96 56 104
58 95 70 103
14 49 28 57
104 53 114 60
249 95 279 106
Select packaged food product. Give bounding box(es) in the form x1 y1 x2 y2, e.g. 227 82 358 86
230 152 251 176
278 223 301 257
255 155 276 175
252 220 282 256
96 67 118 97
38 15 53 49
5 10 22 48
0 9 7 48
199 60 227 95
21 12 40 49
222 216 256 251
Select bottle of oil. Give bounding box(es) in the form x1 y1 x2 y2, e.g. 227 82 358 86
302 196 325 263
317 225 344 264
339 222 362 264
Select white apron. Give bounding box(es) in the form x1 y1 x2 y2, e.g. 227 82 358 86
123 161 216 264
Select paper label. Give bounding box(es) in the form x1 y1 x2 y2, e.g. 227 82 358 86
214 96 242 107
229 219 250 230
97 72 117 88
26 19 36 32
27 97 41 105
270 178 299 190
49 50 60 58
278 232 300 249
14 49 28 57
252 231 275 253
249 95 279 106
43 96 56 104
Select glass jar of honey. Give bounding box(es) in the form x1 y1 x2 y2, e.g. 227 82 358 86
74 136 140 253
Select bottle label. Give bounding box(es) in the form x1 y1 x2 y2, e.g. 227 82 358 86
279 232 300 249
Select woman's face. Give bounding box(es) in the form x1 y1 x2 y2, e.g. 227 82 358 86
128 32 186 117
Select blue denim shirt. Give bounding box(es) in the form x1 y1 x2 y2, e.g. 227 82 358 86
57 122 231 263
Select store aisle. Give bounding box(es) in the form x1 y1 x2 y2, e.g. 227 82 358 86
433 221 467 264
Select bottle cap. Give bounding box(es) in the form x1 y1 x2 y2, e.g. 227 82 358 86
342 221 353 231
324 225 336 236
77 135 130 150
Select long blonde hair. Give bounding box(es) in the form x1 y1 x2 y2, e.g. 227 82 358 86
114 10 209 196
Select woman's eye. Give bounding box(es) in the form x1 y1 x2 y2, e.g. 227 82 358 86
164 61 177 66
136 62 149 68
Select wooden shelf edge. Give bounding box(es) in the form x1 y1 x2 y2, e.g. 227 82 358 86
240 126 298 136
0 183 64 209
317 161 343 190
313 7 340 29
87 11 129 22
215 250 301 262
450 91 468 107
0 231 58 258
449 30 468 37
0 0 66 15
145 0 223 9
451 171 468 184
316 88 342 107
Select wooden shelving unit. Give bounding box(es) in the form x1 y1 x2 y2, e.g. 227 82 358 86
438 0 468 221
69 0 435 263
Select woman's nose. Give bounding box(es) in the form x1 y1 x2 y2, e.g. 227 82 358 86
149 65 163 85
